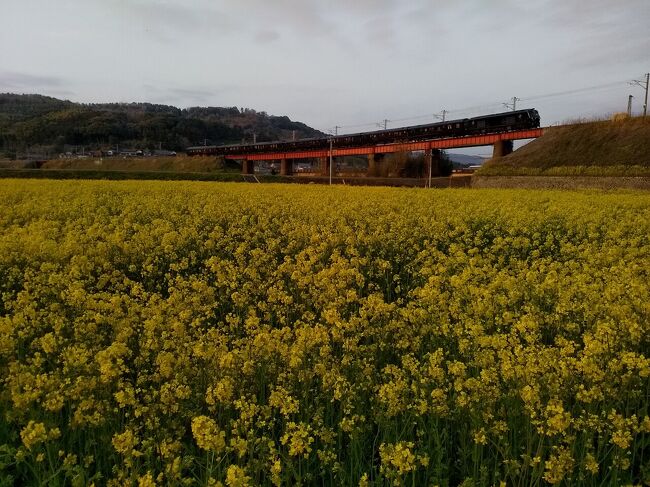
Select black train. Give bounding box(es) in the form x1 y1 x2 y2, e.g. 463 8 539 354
187 109 540 156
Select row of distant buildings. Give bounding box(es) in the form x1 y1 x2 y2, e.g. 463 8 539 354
58 149 177 159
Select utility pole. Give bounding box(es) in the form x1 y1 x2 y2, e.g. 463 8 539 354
434 110 448 122
427 151 432 189
631 73 649 117
503 97 520 112
379 119 389 130
627 95 634 117
329 137 333 185
334 125 341 136
646 73 649 117
253 133 257 144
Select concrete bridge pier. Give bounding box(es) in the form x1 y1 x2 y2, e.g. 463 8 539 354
367 154 377 176
280 158 292 176
319 157 330 176
492 140 513 158
367 153 385 176
242 159 254 175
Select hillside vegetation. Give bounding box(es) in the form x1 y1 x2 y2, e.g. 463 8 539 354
479 116 650 176
0 94 324 158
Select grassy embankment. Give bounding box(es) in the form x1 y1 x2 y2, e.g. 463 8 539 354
0 155 250 181
478 116 650 176
41 155 229 172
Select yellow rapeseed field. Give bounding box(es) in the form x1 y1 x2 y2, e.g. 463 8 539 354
0 180 648 486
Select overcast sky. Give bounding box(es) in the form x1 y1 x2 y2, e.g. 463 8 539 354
2 0 649 144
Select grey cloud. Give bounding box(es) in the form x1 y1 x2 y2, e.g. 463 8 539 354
96 0 337 48
169 87 221 102
328 0 400 16
255 30 281 44
139 86 205 105
538 0 650 69
0 72 65 90
2 0 647 133
138 84 240 107
363 16 396 48
568 36 650 69
0 72 74 97
101 0 234 41
539 0 648 27
241 0 333 37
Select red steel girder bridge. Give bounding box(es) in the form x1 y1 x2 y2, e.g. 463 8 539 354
228 128 544 176
236 129 543 160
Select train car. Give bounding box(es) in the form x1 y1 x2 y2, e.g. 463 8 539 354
186 109 540 156
464 109 540 135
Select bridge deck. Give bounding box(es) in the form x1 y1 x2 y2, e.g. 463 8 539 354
228 128 543 161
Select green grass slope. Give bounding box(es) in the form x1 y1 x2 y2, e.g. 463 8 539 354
478 116 650 176
40 155 229 173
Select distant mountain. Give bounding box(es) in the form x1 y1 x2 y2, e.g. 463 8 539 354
447 153 487 167
0 93 325 158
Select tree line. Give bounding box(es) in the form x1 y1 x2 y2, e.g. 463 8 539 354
0 94 323 158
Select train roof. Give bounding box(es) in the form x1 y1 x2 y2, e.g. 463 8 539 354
187 108 539 151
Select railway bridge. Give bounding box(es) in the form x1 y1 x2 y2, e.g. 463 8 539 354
237 129 543 176
187 110 544 176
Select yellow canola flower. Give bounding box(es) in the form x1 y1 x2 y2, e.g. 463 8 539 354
358 473 370 487
20 421 59 450
543 447 574 485
584 453 599 475
269 386 299 416
379 441 418 476
281 422 314 458
0 181 648 486
112 429 138 455
191 416 226 453
544 400 572 436
138 472 156 487
206 377 236 405
225 465 251 487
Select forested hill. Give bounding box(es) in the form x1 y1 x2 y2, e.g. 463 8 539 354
0 93 325 157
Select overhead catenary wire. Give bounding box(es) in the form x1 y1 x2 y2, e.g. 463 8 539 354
520 80 635 102
324 77 636 135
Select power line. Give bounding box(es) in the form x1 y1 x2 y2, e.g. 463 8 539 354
323 77 636 134
520 79 633 102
